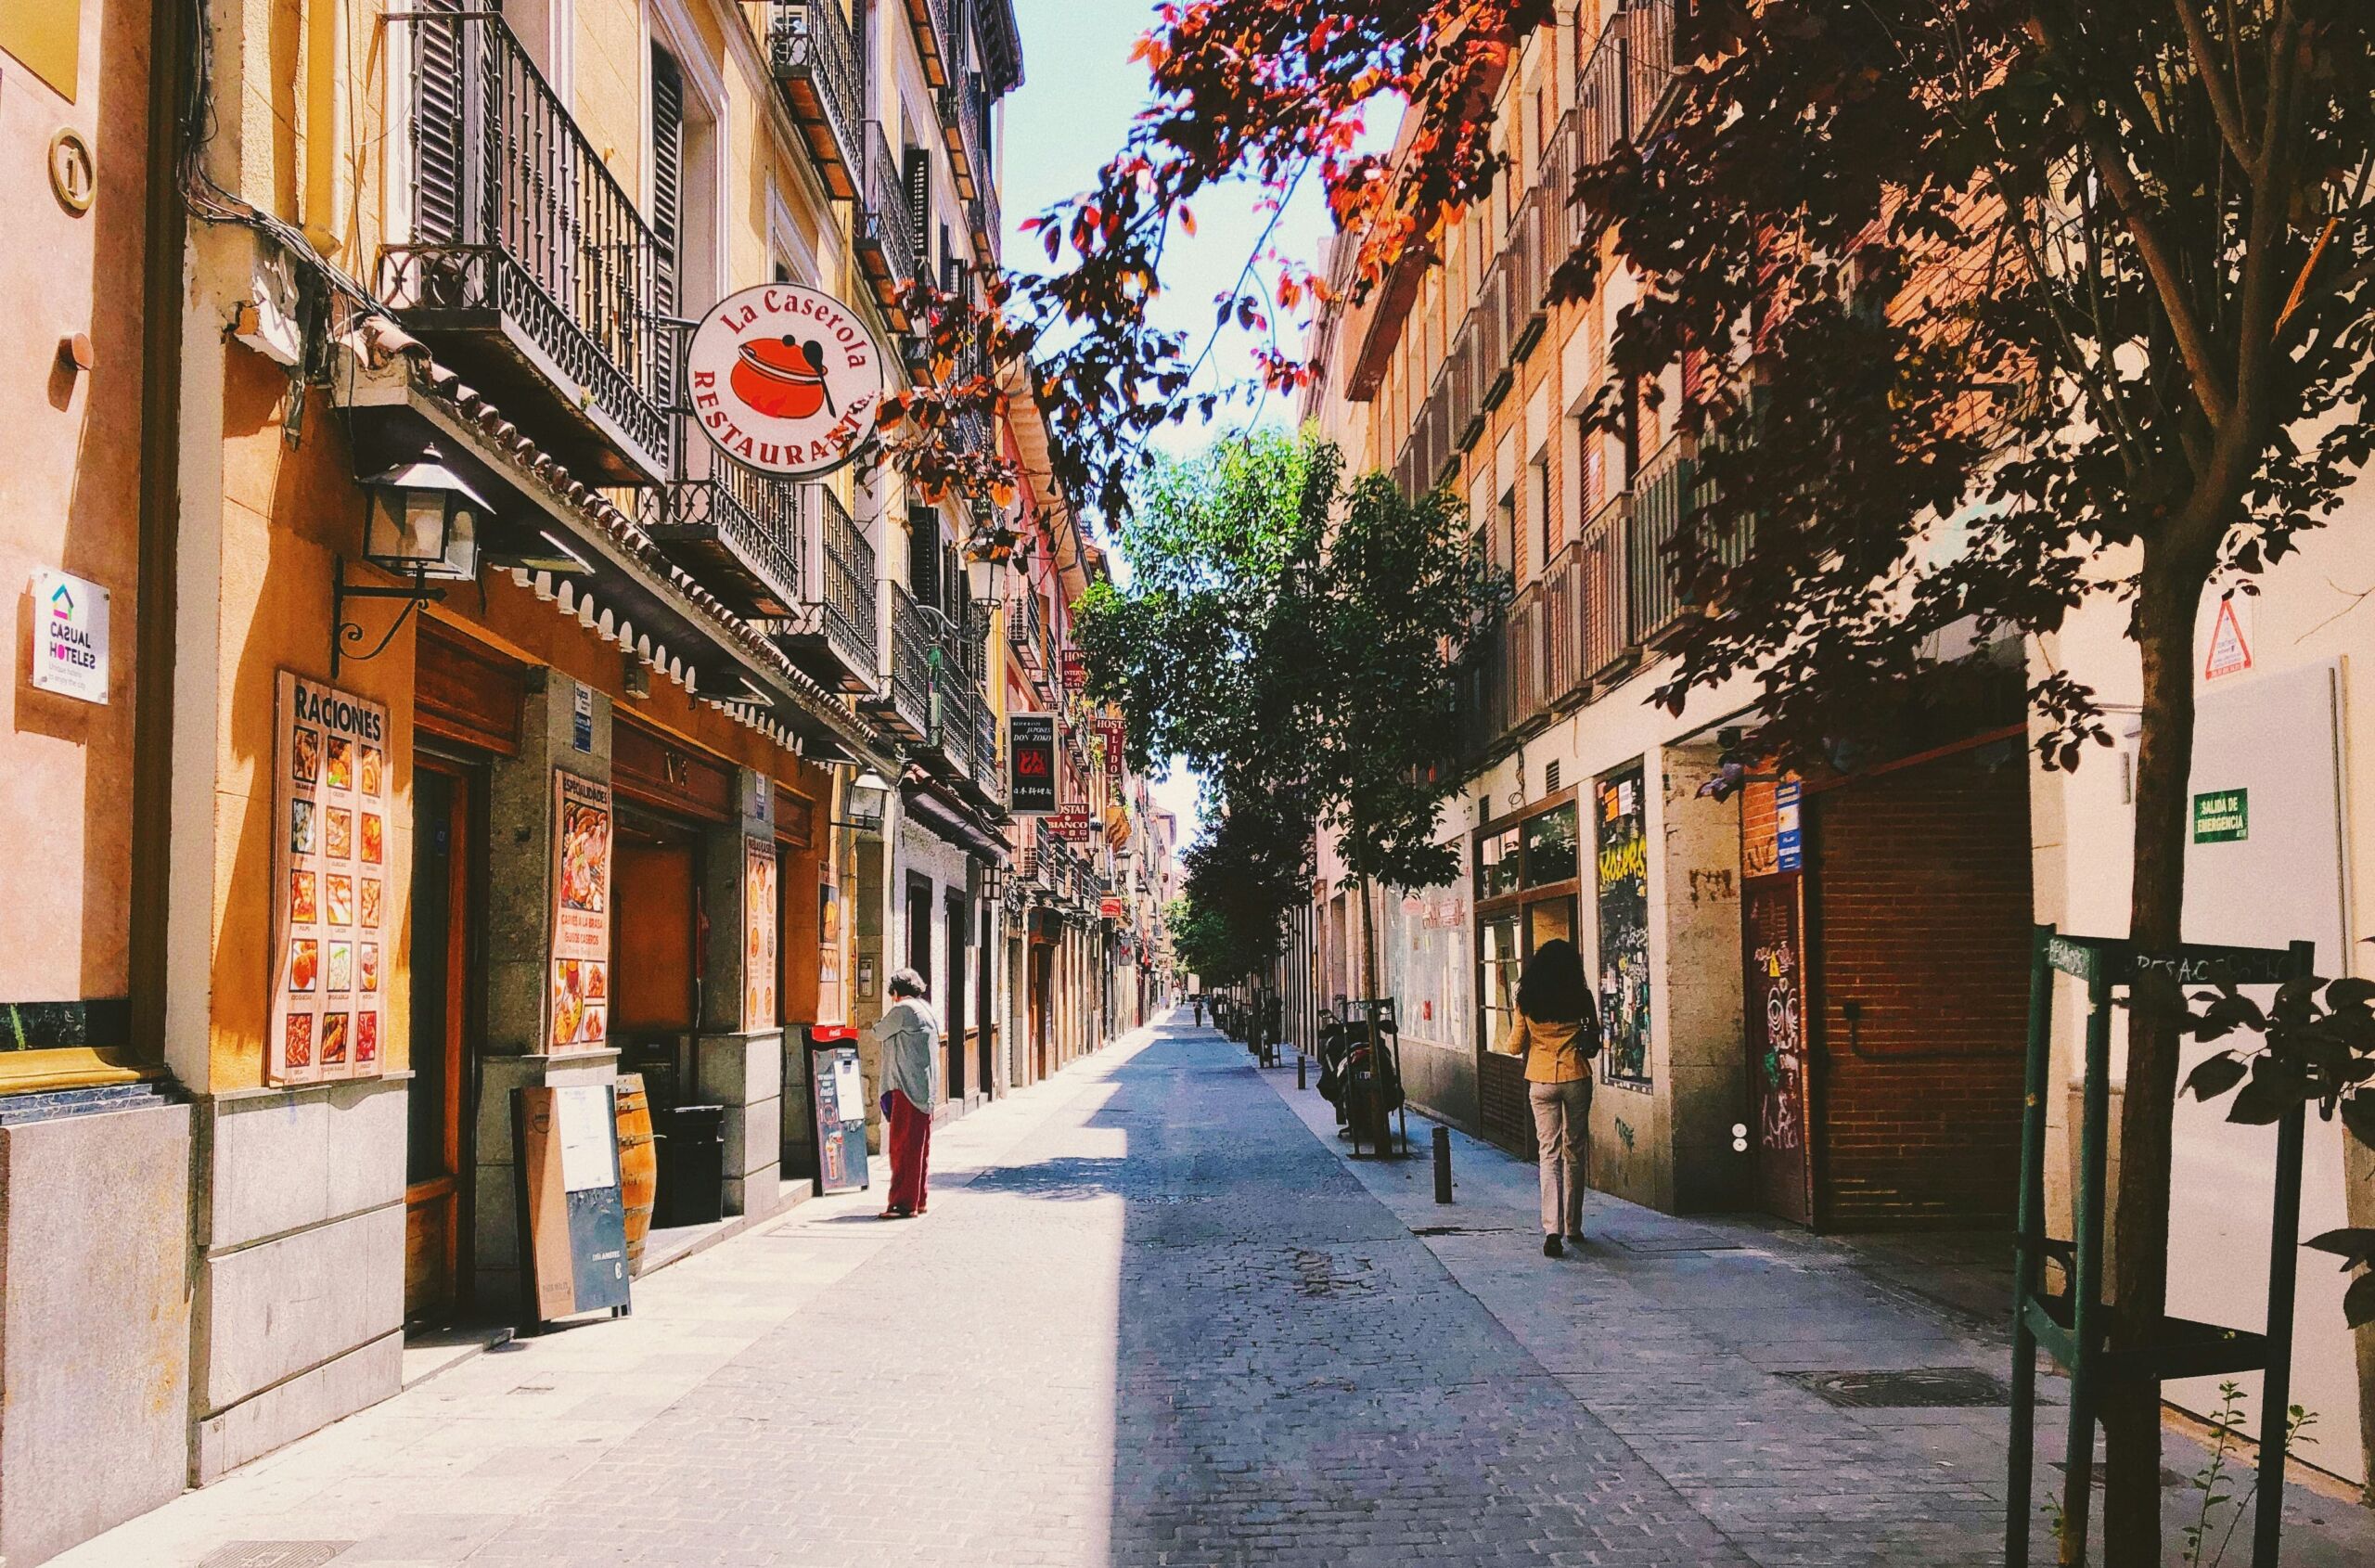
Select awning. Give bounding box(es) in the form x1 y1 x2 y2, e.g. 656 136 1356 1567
901 779 1009 864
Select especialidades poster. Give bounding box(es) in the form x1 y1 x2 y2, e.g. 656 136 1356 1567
269 672 390 1086
550 771 613 1051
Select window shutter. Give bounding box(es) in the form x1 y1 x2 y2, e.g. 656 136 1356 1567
907 507 941 604
412 0 469 244
650 49 687 317
904 146 931 272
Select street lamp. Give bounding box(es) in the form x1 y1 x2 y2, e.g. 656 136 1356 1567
337 442 494 675
835 765 892 834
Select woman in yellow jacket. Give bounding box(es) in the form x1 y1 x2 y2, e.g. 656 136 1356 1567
1493 938 1600 1256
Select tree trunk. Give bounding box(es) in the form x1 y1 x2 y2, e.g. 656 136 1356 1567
2098 568 2201 1565
1357 870 1379 1008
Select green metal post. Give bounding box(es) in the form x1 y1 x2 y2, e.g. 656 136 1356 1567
2006 925 2056 1567
2060 965 2114 1564
2253 938 2317 1567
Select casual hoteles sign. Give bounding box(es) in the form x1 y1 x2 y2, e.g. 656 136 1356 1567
269 673 391 1085
686 283 883 478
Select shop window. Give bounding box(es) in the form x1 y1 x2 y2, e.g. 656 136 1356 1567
1477 824 1521 901
1521 801 1580 886
1479 914 1521 1056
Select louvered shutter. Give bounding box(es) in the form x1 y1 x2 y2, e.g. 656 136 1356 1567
650 49 686 411
908 507 941 604
904 146 931 279
412 0 469 246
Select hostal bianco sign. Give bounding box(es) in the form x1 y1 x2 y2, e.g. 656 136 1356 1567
687 283 883 478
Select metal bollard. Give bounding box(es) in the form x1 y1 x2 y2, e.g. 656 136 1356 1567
1432 1125 1453 1203
1297 1053 1306 1090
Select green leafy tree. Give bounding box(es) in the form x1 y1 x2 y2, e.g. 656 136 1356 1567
1076 431 1499 1003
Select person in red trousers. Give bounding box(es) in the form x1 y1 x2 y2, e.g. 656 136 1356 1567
873 967 941 1219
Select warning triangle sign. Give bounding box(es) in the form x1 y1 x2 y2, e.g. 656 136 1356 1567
2203 597 2253 681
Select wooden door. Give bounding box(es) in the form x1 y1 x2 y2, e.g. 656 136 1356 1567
405 761 475 1320
1743 875 1814 1226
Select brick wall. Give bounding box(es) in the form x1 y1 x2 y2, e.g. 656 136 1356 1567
1810 746 2030 1228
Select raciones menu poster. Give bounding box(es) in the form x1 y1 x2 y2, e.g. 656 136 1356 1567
268 672 391 1086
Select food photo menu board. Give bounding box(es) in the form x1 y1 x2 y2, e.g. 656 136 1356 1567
745 841 778 1031
268 672 391 1085
550 772 613 1051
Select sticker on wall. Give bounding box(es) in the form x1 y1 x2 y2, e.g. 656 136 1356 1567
269 672 391 1085
550 772 613 1050
1595 761 1652 1090
2202 596 2253 682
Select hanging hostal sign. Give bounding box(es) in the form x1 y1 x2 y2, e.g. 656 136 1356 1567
686 283 884 478
269 673 391 1085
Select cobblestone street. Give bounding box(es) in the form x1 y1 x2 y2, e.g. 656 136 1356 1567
60 1014 2375 1568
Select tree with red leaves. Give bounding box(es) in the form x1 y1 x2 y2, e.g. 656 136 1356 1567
1022 3 2375 1562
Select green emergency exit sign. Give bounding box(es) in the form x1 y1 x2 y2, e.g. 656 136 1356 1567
2192 789 2249 843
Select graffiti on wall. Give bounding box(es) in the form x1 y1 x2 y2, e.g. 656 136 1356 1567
1595 763 1651 1087
1746 893 1804 1153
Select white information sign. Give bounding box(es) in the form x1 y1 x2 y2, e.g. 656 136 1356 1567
31 569 109 703
555 1085 619 1193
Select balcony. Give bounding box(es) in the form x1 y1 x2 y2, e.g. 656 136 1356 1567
901 0 954 89
1579 0 1685 170
1581 491 1639 680
767 1 862 201
925 607 988 780
855 123 922 331
1006 583 1052 680
1630 431 1749 646
381 9 674 484
938 72 984 202
867 584 937 739
972 693 1004 805
636 455 807 620
773 486 880 693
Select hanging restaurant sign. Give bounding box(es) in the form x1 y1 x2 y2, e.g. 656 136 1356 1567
268 672 391 1086
686 283 883 478
1008 712 1058 815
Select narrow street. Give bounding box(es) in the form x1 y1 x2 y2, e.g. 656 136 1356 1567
55 1013 2374 1568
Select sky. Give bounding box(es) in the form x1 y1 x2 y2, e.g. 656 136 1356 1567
1001 0 1338 855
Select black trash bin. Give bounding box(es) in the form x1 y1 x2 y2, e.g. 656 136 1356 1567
655 1103 726 1227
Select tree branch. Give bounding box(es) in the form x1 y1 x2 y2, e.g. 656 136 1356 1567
2171 1 2255 168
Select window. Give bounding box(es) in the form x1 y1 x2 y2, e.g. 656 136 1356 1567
907 506 942 604
1522 802 1580 886
650 46 687 406
1533 455 1555 560
1477 825 1521 901
1496 489 1517 576
1479 914 1522 1057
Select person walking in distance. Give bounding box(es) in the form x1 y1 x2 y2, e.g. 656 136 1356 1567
1491 938 1600 1256
1191 993 1204 1027
874 968 941 1219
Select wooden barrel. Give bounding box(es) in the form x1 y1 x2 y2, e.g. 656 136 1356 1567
615 1074 658 1272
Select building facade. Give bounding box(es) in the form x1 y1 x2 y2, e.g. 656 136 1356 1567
1300 0 2373 1487
0 1 1174 1562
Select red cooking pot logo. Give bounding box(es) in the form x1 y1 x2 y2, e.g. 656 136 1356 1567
732 334 835 421
687 283 884 479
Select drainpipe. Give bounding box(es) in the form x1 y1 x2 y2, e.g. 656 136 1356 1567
129 0 191 1063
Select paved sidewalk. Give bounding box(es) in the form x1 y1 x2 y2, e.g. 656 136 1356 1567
1258 1039 2375 1566
55 1016 2375 1567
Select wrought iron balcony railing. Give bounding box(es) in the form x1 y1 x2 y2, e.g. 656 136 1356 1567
855 122 922 330
937 72 984 202
901 0 954 88
973 691 1004 803
774 485 879 692
636 454 806 619
381 8 674 484
1579 0 1685 171
1629 433 1708 644
1006 582 1053 680
881 583 937 739
1581 490 1638 679
767 1 862 201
